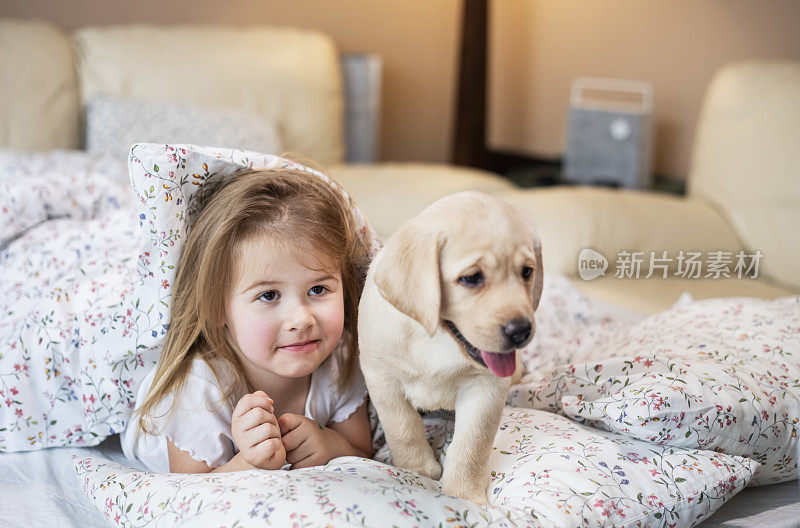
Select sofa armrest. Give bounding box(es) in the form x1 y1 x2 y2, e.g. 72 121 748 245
497 186 744 277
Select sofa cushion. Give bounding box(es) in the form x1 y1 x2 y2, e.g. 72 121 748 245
0 19 79 150
329 163 516 240
499 186 745 282
572 275 795 315
687 61 800 290
85 94 283 160
73 25 343 166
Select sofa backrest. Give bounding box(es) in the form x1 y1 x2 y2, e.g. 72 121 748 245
73 25 345 166
0 19 79 151
687 61 800 290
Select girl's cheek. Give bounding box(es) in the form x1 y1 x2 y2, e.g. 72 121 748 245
323 297 346 337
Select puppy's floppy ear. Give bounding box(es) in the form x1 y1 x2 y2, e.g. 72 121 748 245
532 237 544 312
375 224 444 336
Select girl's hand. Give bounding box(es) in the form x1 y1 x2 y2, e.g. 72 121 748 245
278 413 354 469
231 391 286 470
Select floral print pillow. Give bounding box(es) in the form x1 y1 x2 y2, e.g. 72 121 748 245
510 295 800 485
0 144 377 452
75 407 756 528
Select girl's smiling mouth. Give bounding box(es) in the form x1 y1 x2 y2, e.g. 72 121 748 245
278 340 320 352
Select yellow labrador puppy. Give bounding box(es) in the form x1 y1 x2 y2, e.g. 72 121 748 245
358 191 543 504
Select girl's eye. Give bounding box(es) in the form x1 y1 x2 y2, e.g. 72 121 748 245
258 290 280 302
522 266 533 280
309 285 328 296
458 271 484 287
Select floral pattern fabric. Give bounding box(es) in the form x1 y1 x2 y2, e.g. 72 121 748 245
0 148 794 525
74 407 757 528
0 145 378 452
510 287 800 485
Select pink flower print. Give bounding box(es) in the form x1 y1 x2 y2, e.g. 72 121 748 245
161 280 169 290
15 409 23 417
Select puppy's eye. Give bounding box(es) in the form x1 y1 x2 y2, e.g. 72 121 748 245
458 272 484 287
522 266 533 280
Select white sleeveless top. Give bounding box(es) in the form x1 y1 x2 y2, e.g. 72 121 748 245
121 357 367 472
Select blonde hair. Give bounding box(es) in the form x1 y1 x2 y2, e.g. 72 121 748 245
135 168 370 434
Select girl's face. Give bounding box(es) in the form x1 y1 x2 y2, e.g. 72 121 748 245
224 233 345 383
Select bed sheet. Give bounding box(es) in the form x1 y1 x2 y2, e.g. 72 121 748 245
0 434 133 528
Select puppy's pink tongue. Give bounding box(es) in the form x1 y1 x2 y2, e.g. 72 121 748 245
480 350 517 377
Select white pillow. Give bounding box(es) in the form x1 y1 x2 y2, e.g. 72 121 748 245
0 144 377 452
75 407 756 527
510 295 800 485
85 95 283 160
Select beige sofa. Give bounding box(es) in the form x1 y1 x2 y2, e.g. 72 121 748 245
1 19 797 314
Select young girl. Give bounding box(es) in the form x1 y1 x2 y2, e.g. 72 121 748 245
121 167 374 473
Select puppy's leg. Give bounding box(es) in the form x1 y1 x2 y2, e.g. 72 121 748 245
371 387 442 480
441 379 507 504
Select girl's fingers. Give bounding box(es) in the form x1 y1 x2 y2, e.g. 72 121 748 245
277 412 306 436
280 425 309 453
244 421 281 448
233 392 274 419
289 454 318 469
251 437 284 463
284 435 313 465
239 406 277 431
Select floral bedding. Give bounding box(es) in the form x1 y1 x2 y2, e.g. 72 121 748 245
0 148 797 527
511 283 800 485
75 407 757 528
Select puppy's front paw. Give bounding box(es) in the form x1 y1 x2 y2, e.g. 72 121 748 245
416 453 443 480
442 477 489 505
395 448 442 480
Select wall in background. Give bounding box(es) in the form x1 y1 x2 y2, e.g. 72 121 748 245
0 0 461 164
3 0 799 178
489 0 800 179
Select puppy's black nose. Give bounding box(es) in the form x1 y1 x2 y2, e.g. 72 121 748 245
503 318 532 347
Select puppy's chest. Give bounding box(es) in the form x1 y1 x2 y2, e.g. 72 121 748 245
400 337 470 411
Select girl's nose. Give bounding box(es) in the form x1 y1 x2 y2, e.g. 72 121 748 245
285 302 314 332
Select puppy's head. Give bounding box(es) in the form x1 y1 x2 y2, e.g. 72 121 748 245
375 192 543 377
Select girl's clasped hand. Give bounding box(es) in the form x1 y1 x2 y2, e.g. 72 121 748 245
231 391 285 470
232 390 362 470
